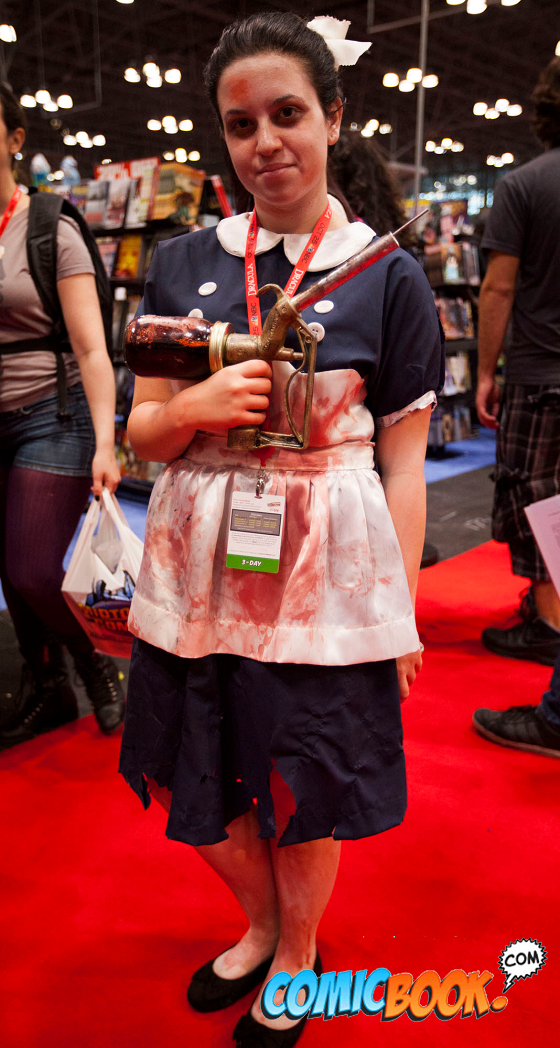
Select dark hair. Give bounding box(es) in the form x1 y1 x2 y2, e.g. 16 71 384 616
531 57 560 147
204 13 345 213
0 81 27 171
204 12 344 123
329 132 415 247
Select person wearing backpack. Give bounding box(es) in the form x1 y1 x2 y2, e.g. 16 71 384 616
0 82 125 744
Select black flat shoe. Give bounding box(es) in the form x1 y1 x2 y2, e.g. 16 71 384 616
233 953 322 1048
187 948 275 1013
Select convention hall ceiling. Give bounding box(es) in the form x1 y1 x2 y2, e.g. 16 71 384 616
2 0 559 182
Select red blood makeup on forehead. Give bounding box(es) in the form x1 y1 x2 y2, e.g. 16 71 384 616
223 74 252 108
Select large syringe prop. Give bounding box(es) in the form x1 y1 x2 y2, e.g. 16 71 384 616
124 208 429 451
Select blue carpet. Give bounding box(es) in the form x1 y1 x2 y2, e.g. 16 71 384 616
0 430 497 613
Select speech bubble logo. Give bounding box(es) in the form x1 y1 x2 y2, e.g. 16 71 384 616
498 939 547 993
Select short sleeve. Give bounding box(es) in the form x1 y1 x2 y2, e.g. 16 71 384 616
56 216 95 280
137 244 160 316
366 251 445 427
481 174 527 258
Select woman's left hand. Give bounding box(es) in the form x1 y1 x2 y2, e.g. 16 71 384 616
396 649 423 702
91 447 121 496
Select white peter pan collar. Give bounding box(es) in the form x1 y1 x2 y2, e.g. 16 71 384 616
216 194 376 270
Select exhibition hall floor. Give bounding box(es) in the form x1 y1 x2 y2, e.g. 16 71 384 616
1 539 556 1048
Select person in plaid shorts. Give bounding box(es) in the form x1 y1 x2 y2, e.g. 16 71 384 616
472 57 560 758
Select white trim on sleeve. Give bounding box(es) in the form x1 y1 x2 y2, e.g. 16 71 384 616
375 390 437 429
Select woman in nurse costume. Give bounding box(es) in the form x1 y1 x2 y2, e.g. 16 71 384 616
119 13 444 1047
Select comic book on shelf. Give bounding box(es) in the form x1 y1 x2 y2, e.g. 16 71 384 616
113 234 145 281
95 236 121 278
461 241 481 286
197 174 233 226
84 180 110 226
104 178 131 229
151 162 206 223
435 297 475 340
94 157 160 227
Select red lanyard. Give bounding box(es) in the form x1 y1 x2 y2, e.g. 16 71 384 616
244 201 332 337
244 202 332 467
0 187 22 239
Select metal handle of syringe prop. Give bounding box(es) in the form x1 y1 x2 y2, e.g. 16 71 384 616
292 208 429 314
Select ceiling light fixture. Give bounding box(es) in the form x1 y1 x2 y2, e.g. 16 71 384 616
486 155 496 165
485 108 499 119
146 75 163 88
495 98 510 111
147 119 162 131
20 94 37 108
506 103 522 115
382 73 399 87
162 115 176 128
501 152 514 163
175 147 187 163
407 68 423 83
361 127 374 137
92 134 106 146
57 94 73 109
451 141 464 151
0 24 17 42
446 0 465 5
466 0 487 12
82 138 93 149
43 100 59 112
441 137 453 149
425 140 436 151
501 0 521 5
35 88 51 104
101 159 112 164
143 61 159 77
124 67 141 82
379 123 392 134
188 150 200 162
556 41 560 56
422 74 439 88
164 68 182 83
434 146 445 154
179 119 193 131
163 151 174 160
473 102 487 115
493 158 504 167
63 134 77 145
76 131 89 142
467 175 477 184
398 79 415 92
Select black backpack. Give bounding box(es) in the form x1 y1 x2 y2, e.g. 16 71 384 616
0 189 113 419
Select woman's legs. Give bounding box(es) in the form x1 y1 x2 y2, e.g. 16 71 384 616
195 805 280 978
192 767 341 1031
251 769 341 1030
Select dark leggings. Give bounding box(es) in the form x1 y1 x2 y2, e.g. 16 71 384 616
0 465 94 665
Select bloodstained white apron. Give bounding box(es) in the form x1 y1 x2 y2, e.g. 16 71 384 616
128 364 419 665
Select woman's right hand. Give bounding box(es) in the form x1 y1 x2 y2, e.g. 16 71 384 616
185 358 272 430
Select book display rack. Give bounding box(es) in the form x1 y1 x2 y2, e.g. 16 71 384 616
419 203 483 452
51 157 232 494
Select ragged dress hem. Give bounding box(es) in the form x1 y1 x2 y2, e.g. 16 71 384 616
118 763 407 848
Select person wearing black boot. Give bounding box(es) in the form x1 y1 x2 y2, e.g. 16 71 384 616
0 637 79 748
0 83 125 745
476 57 560 667
473 648 560 759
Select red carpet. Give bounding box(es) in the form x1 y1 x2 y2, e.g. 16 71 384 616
1 541 558 1047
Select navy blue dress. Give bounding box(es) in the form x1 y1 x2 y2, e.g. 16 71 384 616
118 223 444 847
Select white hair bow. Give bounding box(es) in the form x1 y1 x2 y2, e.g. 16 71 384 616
307 16 371 70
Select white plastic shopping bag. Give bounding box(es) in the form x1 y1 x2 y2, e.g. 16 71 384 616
62 489 144 658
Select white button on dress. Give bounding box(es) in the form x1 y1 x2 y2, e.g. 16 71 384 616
188 308 204 318
198 282 217 296
314 300 334 314
307 322 325 341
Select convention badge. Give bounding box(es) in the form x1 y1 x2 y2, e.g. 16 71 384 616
226 491 285 574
